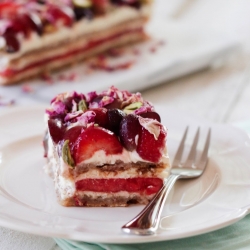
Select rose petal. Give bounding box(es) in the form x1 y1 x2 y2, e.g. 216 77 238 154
51 100 65 114
99 96 114 107
71 99 77 112
64 110 83 122
86 91 98 102
138 116 161 140
76 111 96 126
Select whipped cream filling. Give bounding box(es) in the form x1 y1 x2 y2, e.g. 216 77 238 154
0 5 151 68
45 135 76 200
82 147 169 166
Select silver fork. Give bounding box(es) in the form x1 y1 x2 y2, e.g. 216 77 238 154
121 127 211 235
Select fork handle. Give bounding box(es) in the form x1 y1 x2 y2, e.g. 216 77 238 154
121 174 180 235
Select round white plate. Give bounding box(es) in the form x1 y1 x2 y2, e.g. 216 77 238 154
0 106 250 244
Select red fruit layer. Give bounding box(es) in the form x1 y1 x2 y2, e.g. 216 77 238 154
0 27 143 78
74 126 123 163
75 177 163 195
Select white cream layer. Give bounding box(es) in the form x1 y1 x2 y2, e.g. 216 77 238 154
77 190 155 199
0 5 151 68
82 147 170 166
45 135 76 201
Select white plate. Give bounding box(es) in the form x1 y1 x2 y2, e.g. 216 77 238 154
0 106 250 244
0 18 239 105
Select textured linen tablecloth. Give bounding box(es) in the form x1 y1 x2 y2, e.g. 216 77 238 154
55 214 250 250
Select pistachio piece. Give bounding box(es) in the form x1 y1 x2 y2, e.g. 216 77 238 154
62 140 75 168
123 102 142 114
78 99 88 112
73 0 92 8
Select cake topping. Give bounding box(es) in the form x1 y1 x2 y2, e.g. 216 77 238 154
123 101 142 114
48 119 66 143
73 0 92 8
46 86 166 164
139 111 161 122
78 99 88 112
63 125 84 153
136 124 166 163
45 5 75 27
62 140 75 167
107 108 125 134
138 116 161 140
70 110 96 126
119 113 140 151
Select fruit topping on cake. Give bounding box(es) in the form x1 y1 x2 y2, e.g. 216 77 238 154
44 86 170 207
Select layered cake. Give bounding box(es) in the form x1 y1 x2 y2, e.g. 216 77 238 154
0 0 152 85
43 86 170 207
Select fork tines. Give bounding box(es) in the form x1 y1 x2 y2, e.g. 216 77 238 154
173 127 211 169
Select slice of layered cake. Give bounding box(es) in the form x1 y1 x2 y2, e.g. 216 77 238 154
43 86 170 207
0 0 152 85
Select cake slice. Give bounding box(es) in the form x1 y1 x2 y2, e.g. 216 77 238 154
0 0 152 85
43 86 170 207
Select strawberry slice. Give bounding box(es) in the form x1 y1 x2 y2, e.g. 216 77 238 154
74 126 123 163
136 125 166 163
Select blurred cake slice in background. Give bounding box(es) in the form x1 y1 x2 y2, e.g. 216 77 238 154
0 0 152 85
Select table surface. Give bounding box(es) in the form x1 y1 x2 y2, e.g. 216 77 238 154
1 0 250 249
